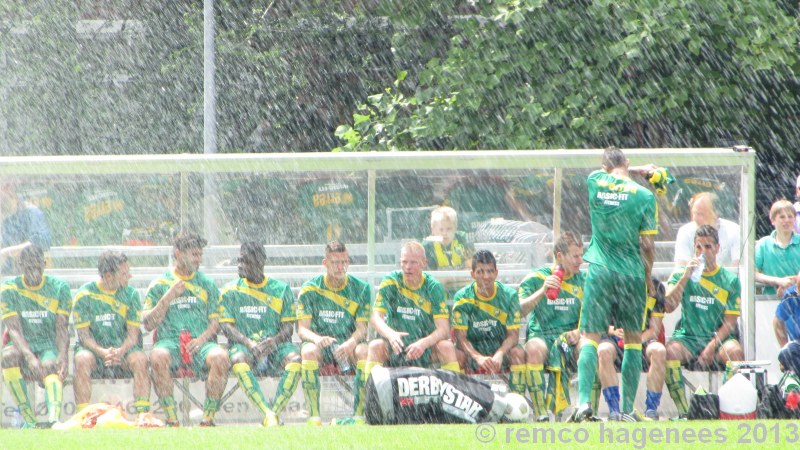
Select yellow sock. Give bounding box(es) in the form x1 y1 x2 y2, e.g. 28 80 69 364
301 360 321 418
44 374 63 422
509 364 527 395
3 367 36 423
364 361 381 382
441 361 460 373
526 363 547 416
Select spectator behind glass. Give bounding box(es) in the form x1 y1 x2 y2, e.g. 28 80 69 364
0 182 52 274
673 192 740 268
756 199 800 298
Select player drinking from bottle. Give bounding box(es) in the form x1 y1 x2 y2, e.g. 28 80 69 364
144 232 229 427
518 231 585 421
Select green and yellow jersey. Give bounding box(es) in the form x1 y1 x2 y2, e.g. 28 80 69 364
584 170 657 276
518 267 584 339
0 275 71 352
144 270 221 341
669 265 741 342
373 271 449 346
297 274 371 342
73 281 141 348
452 281 521 356
219 276 296 341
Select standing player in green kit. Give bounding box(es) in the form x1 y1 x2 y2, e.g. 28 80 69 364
72 250 151 421
220 241 301 427
1 244 70 427
297 241 371 425
144 232 229 427
570 147 660 422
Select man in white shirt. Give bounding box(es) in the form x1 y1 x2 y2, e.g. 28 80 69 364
674 192 740 268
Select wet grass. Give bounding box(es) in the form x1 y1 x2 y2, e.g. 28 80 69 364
1 420 797 449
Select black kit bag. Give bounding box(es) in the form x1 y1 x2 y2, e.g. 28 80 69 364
687 390 719 420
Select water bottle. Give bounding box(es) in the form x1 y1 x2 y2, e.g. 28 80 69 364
330 342 352 373
690 254 705 283
545 266 565 300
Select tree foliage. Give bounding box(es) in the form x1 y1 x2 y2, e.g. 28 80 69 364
335 0 800 154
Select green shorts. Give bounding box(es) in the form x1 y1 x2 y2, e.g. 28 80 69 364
669 335 739 361
154 339 222 378
580 264 647 333
229 342 299 377
299 341 350 369
74 344 144 379
527 332 563 350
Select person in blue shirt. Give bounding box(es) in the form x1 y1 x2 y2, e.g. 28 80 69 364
775 272 800 375
1 182 52 274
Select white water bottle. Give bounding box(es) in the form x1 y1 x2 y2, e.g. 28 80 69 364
690 254 705 283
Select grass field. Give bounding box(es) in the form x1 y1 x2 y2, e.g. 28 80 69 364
2 420 799 449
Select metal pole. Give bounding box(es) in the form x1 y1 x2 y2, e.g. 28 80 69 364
203 0 219 248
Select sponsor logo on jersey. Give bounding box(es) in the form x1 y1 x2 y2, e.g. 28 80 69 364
95 313 117 327
397 306 421 321
173 296 199 309
546 297 577 311
689 295 716 311
319 309 346 324
21 310 48 324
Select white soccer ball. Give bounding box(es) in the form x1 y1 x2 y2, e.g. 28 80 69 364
503 393 530 422
189 408 204 424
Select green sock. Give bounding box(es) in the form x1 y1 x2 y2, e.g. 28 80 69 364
576 339 598 405
3 368 36 423
665 360 689 415
301 360 321 418
509 364 527 395
44 374 62 422
526 364 547 416
233 362 272 415
272 362 301 414
353 360 366 416
160 395 178 423
134 396 151 413
203 398 220 421
590 375 601 413
621 344 643 413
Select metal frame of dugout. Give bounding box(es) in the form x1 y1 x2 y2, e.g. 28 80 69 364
0 148 756 425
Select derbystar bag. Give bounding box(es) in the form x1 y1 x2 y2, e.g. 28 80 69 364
364 366 508 425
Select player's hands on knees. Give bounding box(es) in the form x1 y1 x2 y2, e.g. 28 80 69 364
316 336 337 349
104 347 122 366
489 354 504 373
388 331 408 355
698 344 716 366
255 337 276 356
405 339 427 361
334 338 355 359
186 338 204 354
